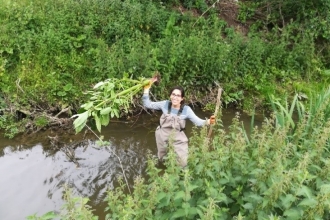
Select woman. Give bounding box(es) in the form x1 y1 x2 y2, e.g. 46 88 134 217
142 83 215 167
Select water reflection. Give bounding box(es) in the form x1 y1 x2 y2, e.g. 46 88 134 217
0 108 263 220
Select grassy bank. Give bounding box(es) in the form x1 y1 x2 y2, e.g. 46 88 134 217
1 0 329 138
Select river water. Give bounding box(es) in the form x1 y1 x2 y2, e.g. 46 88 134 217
0 108 264 220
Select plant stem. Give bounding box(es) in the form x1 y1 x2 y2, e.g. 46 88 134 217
93 79 150 109
207 86 222 145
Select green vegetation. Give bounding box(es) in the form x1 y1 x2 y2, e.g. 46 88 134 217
27 187 97 220
1 0 329 137
72 72 160 133
29 86 330 219
1 0 330 217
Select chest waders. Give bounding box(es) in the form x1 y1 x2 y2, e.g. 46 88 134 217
155 102 188 167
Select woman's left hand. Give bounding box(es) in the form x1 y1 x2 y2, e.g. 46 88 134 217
208 115 216 125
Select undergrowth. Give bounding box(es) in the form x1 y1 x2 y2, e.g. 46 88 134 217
28 87 330 219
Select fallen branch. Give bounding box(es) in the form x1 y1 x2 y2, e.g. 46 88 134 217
193 0 220 27
54 107 71 118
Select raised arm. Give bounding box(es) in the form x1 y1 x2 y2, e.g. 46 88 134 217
142 93 166 110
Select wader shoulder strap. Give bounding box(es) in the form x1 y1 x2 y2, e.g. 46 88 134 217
167 101 172 114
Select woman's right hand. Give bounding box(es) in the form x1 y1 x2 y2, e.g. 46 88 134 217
144 80 153 90
143 78 158 93
143 72 160 93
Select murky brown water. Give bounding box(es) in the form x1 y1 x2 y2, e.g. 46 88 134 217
0 108 264 220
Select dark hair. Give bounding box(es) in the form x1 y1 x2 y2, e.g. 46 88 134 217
170 86 185 97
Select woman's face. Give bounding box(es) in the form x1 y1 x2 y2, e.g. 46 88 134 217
170 89 184 107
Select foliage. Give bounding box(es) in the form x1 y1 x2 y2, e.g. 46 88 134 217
0 114 26 138
27 186 98 220
72 74 159 133
246 0 330 70
103 87 330 219
8 0 328 217
29 87 330 219
26 211 57 220
0 0 329 135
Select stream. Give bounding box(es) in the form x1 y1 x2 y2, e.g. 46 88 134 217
0 108 264 220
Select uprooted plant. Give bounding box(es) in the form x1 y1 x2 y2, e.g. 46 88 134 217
72 72 161 133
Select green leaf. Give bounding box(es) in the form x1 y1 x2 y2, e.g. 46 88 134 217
26 214 37 220
171 209 186 219
57 91 66 97
296 186 313 198
113 109 120 118
156 192 167 202
195 164 203 174
196 208 204 218
42 211 57 219
100 107 112 115
283 208 302 220
75 123 86 133
100 114 110 126
94 114 101 132
158 194 171 208
94 106 102 111
298 198 317 208
82 197 89 205
93 81 105 89
206 170 215 180
320 184 330 194
242 203 253 210
174 191 185 201
219 177 229 185
261 198 270 208
188 184 199 191
209 187 219 199
64 83 73 91
81 102 94 110
322 69 330 76
183 202 191 216
188 207 198 216
114 99 122 104
72 111 89 133
247 194 263 203
280 194 296 209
